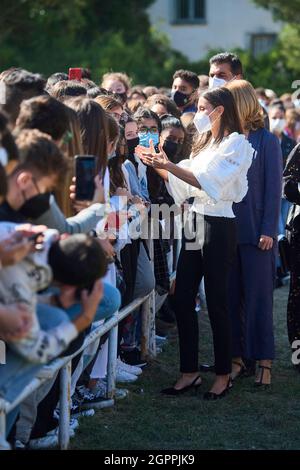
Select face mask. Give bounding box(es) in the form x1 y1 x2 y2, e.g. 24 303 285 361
127 137 139 155
138 132 159 148
0 147 8 167
258 98 268 111
270 118 286 134
209 76 227 90
171 90 191 108
194 109 219 135
163 140 180 162
19 193 51 219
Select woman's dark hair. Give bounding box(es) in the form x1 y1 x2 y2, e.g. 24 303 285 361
0 110 19 162
50 80 87 101
160 115 185 134
108 124 128 195
133 107 162 133
192 87 243 155
67 97 109 177
146 93 181 119
0 164 7 199
46 73 68 91
87 87 103 99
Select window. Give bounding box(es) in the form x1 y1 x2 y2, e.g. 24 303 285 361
174 0 206 24
251 34 277 57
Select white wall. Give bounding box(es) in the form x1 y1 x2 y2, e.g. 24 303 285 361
148 0 282 61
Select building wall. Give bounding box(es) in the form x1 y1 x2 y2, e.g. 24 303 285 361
148 0 282 61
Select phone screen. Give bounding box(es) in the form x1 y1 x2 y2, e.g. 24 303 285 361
75 156 96 201
68 68 82 81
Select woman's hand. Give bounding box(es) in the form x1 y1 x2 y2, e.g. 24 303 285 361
114 187 132 199
72 280 104 332
136 140 170 169
70 175 105 213
0 303 32 341
98 236 115 262
92 175 105 204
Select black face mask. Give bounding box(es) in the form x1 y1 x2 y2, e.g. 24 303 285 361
126 137 140 155
163 140 180 162
19 193 51 219
171 90 191 108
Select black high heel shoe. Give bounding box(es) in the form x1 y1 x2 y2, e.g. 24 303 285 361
254 365 272 387
203 378 232 401
161 375 202 396
231 360 246 381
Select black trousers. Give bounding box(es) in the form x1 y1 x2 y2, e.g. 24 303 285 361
174 214 237 376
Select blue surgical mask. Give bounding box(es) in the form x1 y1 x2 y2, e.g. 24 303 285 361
138 132 159 148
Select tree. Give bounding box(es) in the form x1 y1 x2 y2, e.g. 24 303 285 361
252 0 300 23
252 0 300 83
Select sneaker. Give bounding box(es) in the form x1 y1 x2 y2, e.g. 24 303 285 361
117 357 143 376
29 427 76 450
14 439 27 450
120 348 147 368
29 434 58 450
116 366 138 383
76 385 114 410
69 417 79 431
155 335 168 346
92 379 129 401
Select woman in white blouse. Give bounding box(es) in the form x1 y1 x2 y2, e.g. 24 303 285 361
136 87 254 400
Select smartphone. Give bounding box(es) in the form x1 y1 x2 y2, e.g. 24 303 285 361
68 68 82 81
28 232 43 243
75 155 96 201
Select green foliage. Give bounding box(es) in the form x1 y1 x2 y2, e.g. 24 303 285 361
252 0 300 23
250 0 300 95
0 0 298 94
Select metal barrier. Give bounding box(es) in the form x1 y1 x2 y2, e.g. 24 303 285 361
0 237 163 450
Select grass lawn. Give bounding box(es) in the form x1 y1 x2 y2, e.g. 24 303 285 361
71 285 300 450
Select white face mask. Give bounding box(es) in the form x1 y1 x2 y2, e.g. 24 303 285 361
270 118 286 134
0 147 8 167
194 109 219 135
209 76 227 90
258 98 268 112
209 75 238 90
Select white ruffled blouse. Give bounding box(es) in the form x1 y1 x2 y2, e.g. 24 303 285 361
166 132 255 218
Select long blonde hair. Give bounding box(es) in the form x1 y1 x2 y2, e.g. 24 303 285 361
226 80 264 132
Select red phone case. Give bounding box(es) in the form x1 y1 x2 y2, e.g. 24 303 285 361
68 68 82 81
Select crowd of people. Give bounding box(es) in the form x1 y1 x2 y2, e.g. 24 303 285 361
0 51 300 449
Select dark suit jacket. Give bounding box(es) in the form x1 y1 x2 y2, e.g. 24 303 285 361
233 128 282 245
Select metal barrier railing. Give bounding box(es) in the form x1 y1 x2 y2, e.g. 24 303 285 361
0 237 162 450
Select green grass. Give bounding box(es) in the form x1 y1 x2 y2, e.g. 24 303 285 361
71 286 300 450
